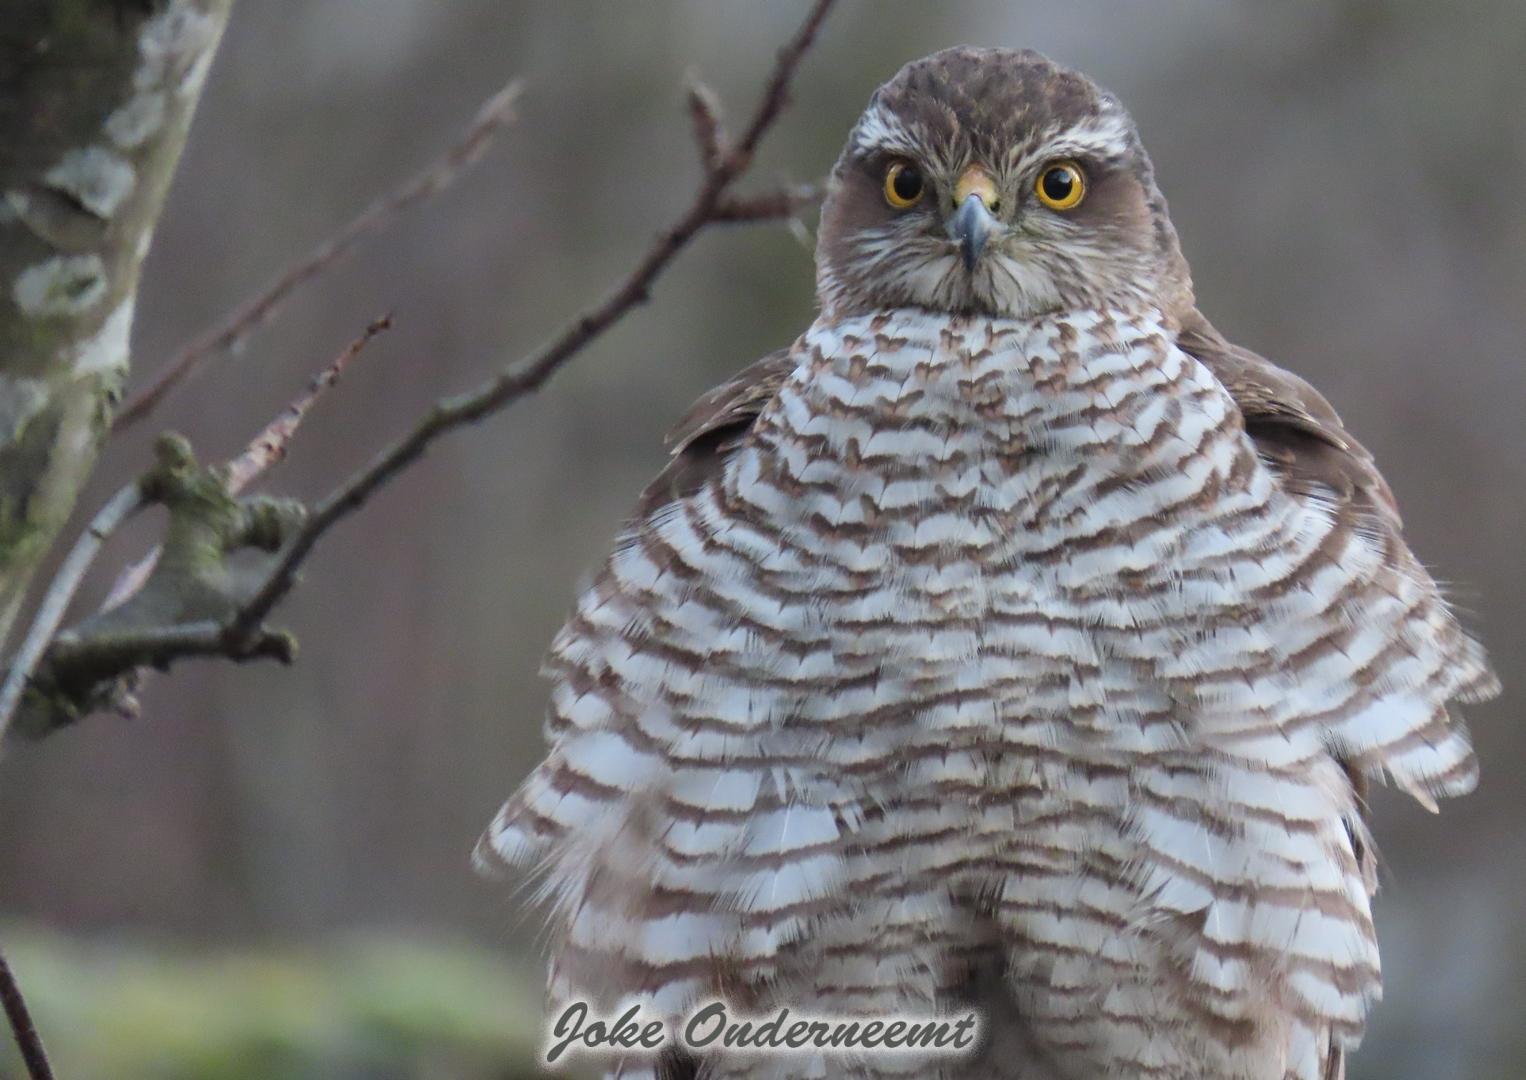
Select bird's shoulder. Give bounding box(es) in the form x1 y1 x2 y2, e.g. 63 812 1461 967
634 346 798 517
636 312 1405 546
1175 308 1402 536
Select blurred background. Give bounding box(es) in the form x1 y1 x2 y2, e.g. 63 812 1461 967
2 1 1522 1077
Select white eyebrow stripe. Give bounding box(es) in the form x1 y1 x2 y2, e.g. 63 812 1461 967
851 103 920 157
1005 113 1137 176
852 99 1137 190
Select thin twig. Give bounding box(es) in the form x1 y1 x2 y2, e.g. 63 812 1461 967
711 181 823 223
101 317 392 613
0 944 56 1080
221 0 838 647
113 80 521 432
0 483 146 741
226 314 394 491
686 78 728 170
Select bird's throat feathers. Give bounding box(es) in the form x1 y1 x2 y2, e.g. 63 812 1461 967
736 303 1255 574
792 304 1188 453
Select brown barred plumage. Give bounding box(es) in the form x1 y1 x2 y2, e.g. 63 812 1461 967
480 47 1496 1080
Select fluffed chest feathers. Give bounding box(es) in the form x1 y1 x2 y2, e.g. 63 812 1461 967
729 305 1261 591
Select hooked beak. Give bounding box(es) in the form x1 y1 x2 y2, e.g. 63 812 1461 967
948 166 1001 271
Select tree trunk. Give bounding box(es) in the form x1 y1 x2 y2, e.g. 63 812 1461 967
0 0 234 646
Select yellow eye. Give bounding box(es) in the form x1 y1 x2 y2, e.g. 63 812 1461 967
883 160 925 208
1035 161 1086 210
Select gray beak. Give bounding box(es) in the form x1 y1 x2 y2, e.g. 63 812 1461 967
949 194 999 271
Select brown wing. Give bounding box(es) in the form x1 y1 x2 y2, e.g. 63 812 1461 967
634 348 797 517
1176 308 1402 536
1183 309 1495 1071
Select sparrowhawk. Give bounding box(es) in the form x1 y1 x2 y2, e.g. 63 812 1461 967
479 47 1497 1080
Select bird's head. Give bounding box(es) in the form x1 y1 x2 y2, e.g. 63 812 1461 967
816 47 1194 322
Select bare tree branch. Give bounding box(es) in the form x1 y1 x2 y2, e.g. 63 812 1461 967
6 0 838 736
221 0 839 650
0 483 145 741
0 944 54 1080
45 618 295 674
5 319 388 739
112 80 521 432
226 314 394 491
711 181 823 223
0 8 840 1074
102 316 393 612
686 77 729 170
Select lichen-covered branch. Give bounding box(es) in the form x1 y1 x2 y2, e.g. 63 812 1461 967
101 315 392 611
0 0 235 647
7 432 304 737
1 318 387 740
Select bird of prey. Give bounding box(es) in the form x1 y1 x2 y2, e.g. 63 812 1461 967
479 46 1497 1080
